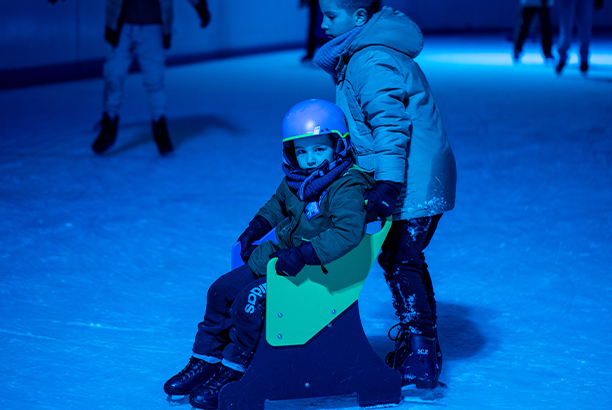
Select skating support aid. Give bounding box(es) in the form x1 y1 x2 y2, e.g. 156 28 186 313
218 301 401 410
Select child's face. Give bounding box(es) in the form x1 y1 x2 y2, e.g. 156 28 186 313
294 134 335 171
319 0 359 39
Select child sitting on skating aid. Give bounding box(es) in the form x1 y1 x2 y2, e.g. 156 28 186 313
163 98 376 409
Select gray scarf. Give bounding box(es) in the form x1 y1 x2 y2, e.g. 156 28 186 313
314 26 364 77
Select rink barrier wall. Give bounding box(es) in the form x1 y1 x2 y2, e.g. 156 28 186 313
2 0 611 89
0 42 303 90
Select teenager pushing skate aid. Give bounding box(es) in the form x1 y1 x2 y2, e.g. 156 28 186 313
164 99 377 409
314 0 457 389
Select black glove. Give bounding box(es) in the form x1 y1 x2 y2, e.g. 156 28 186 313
237 216 272 263
364 180 402 220
195 1 211 27
595 0 604 9
49 0 63 3
270 242 319 277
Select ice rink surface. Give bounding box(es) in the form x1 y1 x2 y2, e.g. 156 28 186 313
1 34 611 410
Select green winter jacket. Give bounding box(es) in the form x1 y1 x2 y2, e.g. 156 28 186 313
335 7 457 220
247 167 375 277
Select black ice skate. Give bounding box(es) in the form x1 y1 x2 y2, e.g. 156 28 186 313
92 112 118 154
152 116 173 155
386 324 442 379
386 327 439 389
163 356 219 396
189 364 243 409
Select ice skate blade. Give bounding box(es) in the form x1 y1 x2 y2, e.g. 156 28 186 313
166 394 188 405
401 382 446 405
401 381 447 391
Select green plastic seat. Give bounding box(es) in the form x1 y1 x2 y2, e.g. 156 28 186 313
266 218 391 346
219 219 401 410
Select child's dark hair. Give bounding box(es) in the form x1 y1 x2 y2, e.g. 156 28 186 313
336 0 381 18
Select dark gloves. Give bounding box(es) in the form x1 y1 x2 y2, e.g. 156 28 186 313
48 0 63 3
364 180 402 220
270 242 319 277
195 1 211 27
237 215 272 263
595 0 603 9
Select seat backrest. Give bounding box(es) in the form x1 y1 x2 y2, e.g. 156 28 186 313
265 219 391 346
231 228 278 271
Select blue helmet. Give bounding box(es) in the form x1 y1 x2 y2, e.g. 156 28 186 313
282 98 348 142
281 99 350 168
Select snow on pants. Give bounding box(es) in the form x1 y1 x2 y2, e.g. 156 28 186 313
378 214 442 339
102 23 167 119
557 0 594 65
192 264 267 369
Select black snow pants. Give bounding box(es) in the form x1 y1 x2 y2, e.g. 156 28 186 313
378 214 442 339
192 264 267 369
513 6 553 56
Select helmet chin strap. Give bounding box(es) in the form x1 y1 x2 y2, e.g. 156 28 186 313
335 136 350 158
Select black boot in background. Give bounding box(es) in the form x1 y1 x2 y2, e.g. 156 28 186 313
92 112 118 154
152 116 173 155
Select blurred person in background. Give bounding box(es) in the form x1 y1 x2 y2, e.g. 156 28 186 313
555 0 604 74
49 0 210 155
512 0 554 63
300 0 328 63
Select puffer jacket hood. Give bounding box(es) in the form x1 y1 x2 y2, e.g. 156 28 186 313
344 7 424 61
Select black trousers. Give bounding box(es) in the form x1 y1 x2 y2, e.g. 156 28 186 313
192 264 267 368
378 215 442 339
514 6 553 56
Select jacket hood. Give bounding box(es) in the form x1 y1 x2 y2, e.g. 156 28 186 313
344 7 423 60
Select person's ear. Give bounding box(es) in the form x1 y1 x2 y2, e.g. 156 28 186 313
354 8 367 27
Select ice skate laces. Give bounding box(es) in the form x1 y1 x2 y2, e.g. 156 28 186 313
178 357 205 379
385 323 411 368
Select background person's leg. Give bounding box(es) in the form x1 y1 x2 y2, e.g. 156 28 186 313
514 7 537 60
538 6 554 59
134 24 173 153
134 24 167 121
575 0 594 70
556 0 577 72
93 24 135 153
102 25 135 119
